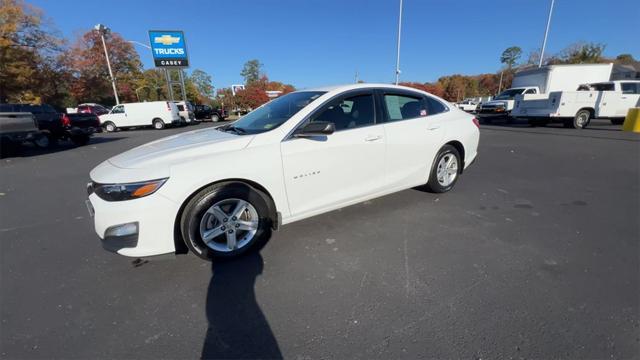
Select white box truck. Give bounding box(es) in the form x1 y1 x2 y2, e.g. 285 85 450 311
513 80 640 128
99 101 181 132
479 63 614 122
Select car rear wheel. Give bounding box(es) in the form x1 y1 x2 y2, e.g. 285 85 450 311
153 118 165 130
425 145 461 193
33 134 52 148
103 122 117 132
180 183 271 260
211 114 220 122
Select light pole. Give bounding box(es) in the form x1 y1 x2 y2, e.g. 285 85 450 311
94 24 119 104
538 0 555 68
394 0 403 85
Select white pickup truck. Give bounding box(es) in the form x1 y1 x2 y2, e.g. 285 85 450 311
512 80 640 128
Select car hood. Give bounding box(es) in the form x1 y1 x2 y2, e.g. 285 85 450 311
107 127 254 170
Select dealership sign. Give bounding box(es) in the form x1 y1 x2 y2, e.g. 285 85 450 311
148 30 189 67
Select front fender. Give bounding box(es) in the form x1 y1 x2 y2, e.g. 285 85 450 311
158 142 290 219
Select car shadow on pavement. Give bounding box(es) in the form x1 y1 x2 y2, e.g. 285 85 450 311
201 250 282 359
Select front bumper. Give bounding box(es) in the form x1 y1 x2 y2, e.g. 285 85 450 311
87 191 180 257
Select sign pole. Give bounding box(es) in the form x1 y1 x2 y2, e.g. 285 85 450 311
164 69 174 101
178 69 187 101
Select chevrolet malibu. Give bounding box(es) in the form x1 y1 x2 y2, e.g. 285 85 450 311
87 84 480 260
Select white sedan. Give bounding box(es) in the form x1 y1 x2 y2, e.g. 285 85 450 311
87 84 480 260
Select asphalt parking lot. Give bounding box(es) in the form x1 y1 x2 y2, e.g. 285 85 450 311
1 120 638 359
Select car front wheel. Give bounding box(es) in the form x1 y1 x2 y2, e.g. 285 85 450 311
425 145 461 193
180 183 271 260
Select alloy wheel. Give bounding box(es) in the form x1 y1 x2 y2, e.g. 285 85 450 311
436 154 458 186
199 198 259 252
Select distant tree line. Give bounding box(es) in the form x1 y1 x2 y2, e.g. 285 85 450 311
401 44 638 102
1 0 217 107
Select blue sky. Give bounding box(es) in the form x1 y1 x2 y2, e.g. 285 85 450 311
31 0 640 90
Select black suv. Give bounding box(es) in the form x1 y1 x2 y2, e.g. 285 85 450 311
0 104 101 146
193 104 227 122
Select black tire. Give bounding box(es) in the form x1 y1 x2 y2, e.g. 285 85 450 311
572 109 591 129
611 118 624 125
425 145 462 193
211 114 220 122
152 118 165 130
33 133 53 148
71 134 90 146
180 183 272 260
103 122 117 132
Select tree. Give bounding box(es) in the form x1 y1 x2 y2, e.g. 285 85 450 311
190 69 214 99
240 59 262 84
66 29 143 105
500 46 522 70
553 42 606 64
615 54 635 65
0 0 67 104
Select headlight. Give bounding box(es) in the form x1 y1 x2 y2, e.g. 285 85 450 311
92 178 168 201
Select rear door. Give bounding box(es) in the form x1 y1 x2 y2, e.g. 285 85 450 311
280 90 386 217
380 90 447 188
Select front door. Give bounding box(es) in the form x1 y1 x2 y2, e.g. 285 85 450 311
618 82 640 116
280 91 386 217
107 105 128 126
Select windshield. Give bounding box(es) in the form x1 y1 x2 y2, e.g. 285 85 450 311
494 88 526 100
229 91 325 134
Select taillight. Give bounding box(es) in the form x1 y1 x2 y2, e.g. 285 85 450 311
166 102 171 111
61 114 71 127
472 117 480 128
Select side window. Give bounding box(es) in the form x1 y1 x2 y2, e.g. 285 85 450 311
177 105 185 111
621 83 638 94
111 105 124 114
424 96 447 115
311 94 375 131
525 89 537 94
384 94 425 121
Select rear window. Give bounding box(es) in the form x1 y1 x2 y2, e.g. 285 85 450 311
424 96 447 115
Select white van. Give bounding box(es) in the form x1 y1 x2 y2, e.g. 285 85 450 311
99 101 181 132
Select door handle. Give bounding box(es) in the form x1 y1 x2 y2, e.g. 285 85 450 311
364 135 382 142
427 124 440 130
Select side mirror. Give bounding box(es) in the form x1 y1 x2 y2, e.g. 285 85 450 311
294 121 335 137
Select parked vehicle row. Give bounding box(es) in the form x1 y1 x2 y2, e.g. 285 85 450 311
0 103 101 150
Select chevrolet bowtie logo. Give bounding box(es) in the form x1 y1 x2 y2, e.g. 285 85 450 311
154 35 180 46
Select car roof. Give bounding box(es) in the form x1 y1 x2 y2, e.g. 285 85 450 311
302 83 425 93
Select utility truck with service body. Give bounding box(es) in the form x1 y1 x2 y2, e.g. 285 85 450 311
512 80 640 128
479 64 615 122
